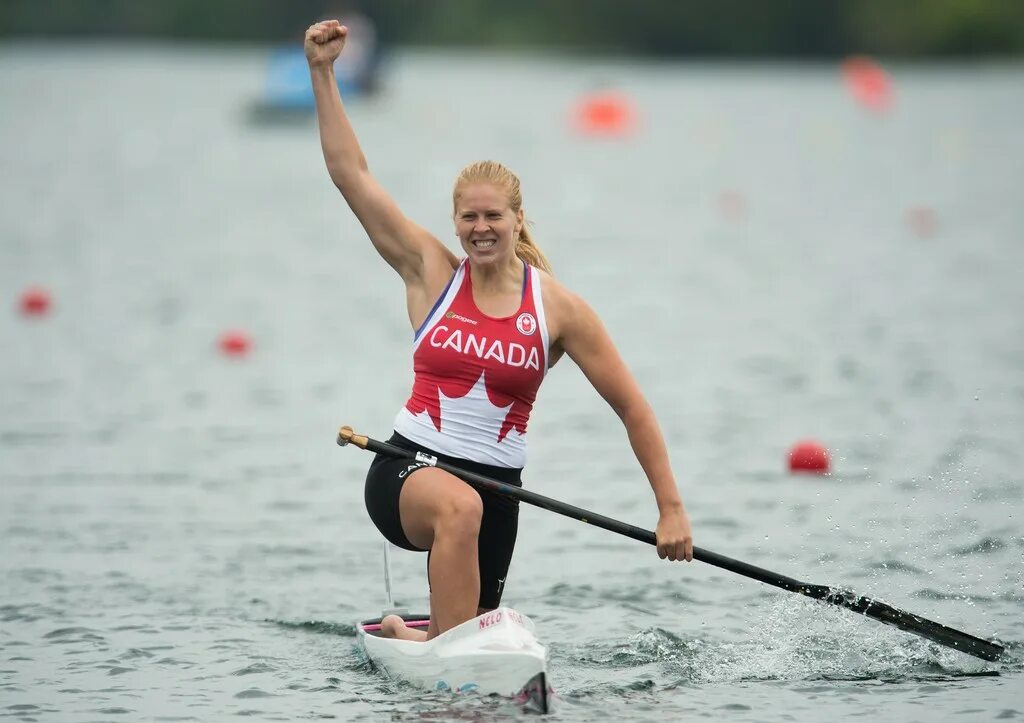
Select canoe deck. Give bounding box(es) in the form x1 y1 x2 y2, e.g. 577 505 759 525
360 612 430 636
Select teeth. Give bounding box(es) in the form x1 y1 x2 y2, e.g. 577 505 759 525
474 239 496 248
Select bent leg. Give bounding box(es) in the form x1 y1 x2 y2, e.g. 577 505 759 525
398 467 483 639
477 492 520 610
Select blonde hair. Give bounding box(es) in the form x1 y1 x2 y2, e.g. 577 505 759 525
452 160 552 274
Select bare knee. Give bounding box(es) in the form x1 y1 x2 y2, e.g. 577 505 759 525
434 491 483 540
380 614 404 638
398 470 483 550
381 614 427 642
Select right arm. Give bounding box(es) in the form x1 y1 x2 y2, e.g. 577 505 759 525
305 20 457 284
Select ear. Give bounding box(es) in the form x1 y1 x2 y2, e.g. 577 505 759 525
515 208 525 231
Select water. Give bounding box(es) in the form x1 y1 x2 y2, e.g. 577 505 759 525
1 43 1022 721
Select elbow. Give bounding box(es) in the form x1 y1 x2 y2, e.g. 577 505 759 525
616 398 653 425
326 156 369 191
327 166 348 192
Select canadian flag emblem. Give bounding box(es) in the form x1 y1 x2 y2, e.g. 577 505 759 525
516 312 537 336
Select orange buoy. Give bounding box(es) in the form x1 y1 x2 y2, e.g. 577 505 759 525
572 91 636 137
218 330 252 358
788 439 830 474
18 287 52 317
841 56 893 113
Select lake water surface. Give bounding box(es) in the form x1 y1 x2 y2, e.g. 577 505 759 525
1 44 1022 721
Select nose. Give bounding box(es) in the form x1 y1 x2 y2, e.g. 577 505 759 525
473 219 490 234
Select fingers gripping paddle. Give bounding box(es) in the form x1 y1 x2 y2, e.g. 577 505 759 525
337 426 1004 662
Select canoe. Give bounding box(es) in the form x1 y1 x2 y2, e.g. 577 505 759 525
357 607 550 712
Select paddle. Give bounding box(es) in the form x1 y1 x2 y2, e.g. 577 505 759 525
337 426 1004 662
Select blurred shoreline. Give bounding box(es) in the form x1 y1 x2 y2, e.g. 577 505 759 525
3 39 1024 68
2 0 1024 58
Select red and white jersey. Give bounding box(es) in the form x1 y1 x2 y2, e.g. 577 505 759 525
393 259 550 467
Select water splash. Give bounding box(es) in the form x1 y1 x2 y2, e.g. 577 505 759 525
565 596 1002 690
678 597 996 683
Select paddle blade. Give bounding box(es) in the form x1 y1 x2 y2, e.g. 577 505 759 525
797 584 1004 662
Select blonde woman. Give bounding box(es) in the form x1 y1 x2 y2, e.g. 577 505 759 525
306 19 693 641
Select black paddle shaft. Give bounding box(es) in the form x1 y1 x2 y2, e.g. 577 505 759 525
338 427 1004 662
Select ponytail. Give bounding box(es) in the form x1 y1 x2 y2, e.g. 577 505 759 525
515 218 552 273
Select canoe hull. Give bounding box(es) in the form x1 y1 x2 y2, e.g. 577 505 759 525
358 607 548 709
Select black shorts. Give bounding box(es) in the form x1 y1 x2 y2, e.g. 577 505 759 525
364 431 522 609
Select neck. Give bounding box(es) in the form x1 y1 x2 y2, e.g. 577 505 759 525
470 256 522 293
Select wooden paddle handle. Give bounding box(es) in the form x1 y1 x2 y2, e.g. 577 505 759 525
337 425 369 449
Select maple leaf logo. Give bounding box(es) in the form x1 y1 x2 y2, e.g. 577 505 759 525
404 371 529 447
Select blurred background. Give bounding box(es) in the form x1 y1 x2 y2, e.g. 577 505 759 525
2 1 1023 721
4 0 1024 54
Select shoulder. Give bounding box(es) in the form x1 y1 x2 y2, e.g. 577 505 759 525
407 231 460 297
401 233 460 330
535 270 596 342
406 225 460 284
535 268 572 313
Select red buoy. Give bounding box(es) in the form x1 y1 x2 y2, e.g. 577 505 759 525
572 91 637 137
841 56 893 114
18 287 52 317
788 439 830 474
218 330 252 358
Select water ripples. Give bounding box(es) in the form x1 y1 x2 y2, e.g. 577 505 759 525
2 46 1022 721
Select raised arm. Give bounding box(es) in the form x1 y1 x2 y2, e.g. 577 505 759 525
553 287 694 562
304 20 456 283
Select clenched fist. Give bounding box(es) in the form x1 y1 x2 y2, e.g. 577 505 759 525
304 19 348 67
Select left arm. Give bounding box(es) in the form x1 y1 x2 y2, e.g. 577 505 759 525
556 290 693 562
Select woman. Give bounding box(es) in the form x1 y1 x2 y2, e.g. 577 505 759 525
305 19 694 642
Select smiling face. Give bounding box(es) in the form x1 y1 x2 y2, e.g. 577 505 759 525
454 183 523 267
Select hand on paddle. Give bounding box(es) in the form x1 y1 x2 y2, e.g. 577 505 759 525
655 506 693 561
305 19 348 66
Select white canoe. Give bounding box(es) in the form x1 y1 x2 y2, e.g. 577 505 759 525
357 607 550 712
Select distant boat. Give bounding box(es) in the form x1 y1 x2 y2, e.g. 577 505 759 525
247 21 383 124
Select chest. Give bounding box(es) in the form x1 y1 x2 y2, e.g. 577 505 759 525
470 284 522 318
418 314 544 367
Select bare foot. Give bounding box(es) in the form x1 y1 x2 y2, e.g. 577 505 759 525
381 614 428 642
